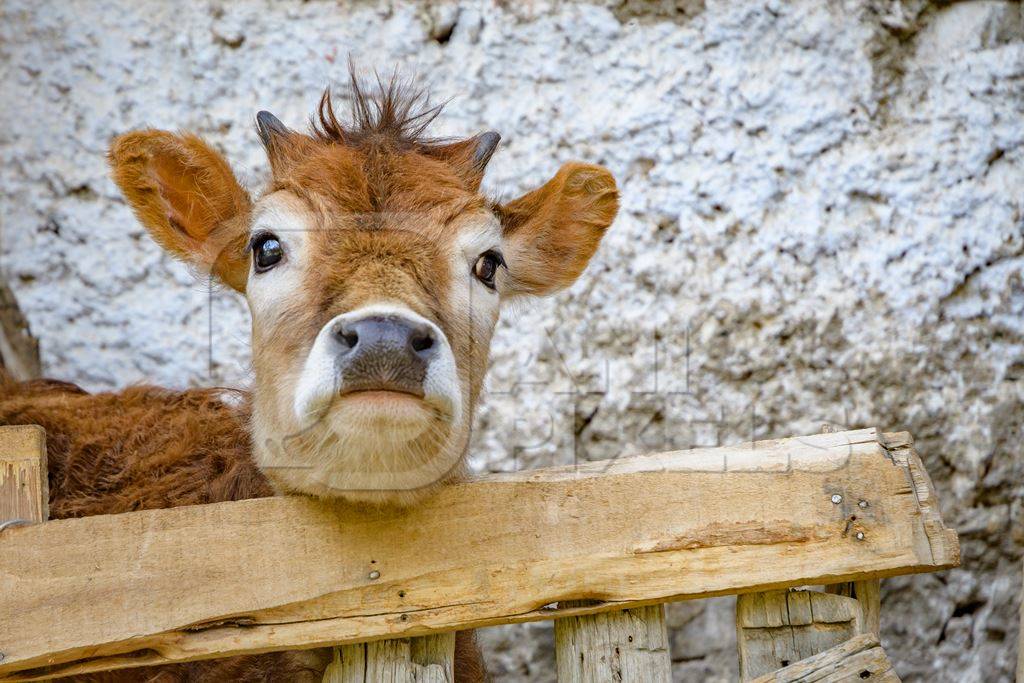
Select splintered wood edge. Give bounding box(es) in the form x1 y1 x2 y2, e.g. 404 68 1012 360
881 431 960 569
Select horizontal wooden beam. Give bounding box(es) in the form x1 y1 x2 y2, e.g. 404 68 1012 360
0 428 958 680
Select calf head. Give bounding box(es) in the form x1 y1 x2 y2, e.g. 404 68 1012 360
108 79 618 505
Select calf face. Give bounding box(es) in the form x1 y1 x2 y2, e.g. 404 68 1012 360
108 79 617 504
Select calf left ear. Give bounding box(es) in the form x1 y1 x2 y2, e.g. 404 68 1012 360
498 163 618 296
108 130 252 292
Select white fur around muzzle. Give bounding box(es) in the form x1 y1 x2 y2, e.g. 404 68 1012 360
293 303 463 432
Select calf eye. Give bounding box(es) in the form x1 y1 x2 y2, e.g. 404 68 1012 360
251 233 284 272
473 251 504 290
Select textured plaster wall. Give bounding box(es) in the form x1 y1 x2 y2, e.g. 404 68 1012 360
1 0 1023 680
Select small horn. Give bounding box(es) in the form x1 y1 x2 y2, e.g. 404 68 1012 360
472 131 501 171
427 131 502 191
255 110 289 148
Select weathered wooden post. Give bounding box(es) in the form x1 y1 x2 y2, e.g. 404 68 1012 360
324 634 455 683
0 425 47 529
553 603 671 682
736 589 869 679
0 425 48 679
825 579 881 634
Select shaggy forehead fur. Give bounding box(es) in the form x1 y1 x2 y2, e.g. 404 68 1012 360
265 79 492 214
253 80 500 340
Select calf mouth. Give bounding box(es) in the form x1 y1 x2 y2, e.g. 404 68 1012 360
337 376 426 400
329 387 439 439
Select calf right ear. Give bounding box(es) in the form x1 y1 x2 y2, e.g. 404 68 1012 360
108 131 252 292
498 163 618 296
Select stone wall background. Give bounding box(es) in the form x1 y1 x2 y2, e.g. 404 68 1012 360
1 0 1022 680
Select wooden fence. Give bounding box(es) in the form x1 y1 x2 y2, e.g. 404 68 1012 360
0 426 959 681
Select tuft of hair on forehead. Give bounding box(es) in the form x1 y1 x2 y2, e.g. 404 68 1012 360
311 66 447 153
260 66 501 201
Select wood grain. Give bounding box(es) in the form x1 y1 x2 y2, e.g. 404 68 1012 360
825 580 880 635
323 633 454 683
749 633 900 682
0 426 47 682
0 428 957 680
0 425 47 527
737 590 863 679
554 603 670 682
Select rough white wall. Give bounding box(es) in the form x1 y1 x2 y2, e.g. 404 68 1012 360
2 0 1022 680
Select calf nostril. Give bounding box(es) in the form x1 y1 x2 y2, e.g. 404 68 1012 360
338 329 359 349
410 330 434 353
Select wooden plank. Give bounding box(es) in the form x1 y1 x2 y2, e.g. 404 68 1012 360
554 604 670 682
740 431 912 679
0 425 47 526
750 633 900 682
0 428 959 680
818 431 886 639
323 633 454 683
880 431 958 565
736 590 863 679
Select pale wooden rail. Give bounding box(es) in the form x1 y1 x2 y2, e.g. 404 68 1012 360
0 427 958 682
0 427 47 681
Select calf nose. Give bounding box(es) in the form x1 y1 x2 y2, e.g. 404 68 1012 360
333 315 435 395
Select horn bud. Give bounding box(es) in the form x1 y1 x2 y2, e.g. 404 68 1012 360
255 110 289 149
472 131 501 171
431 131 501 192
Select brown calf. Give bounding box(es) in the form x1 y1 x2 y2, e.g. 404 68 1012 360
0 74 617 681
